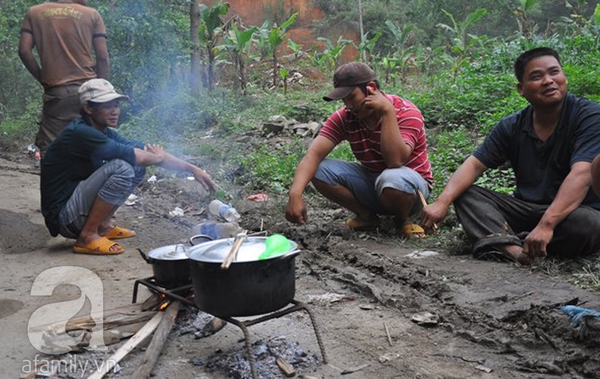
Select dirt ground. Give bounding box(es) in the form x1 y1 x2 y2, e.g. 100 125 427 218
2 143 600 379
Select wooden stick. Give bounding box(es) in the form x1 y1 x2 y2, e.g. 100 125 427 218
221 231 247 269
417 190 438 231
131 301 180 379
276 357 296 377
31 294 160 333
87 311 165 379
383 322 393 346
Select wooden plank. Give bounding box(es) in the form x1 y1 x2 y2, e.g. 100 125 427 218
131 301 181 379
87 311 164 379
30 294 160 333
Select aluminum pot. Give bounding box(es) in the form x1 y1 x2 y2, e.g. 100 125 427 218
186 236 300 318
139 235 213 288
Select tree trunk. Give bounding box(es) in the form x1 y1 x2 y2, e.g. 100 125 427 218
190 0 201 96
358 0 366 62
272 51 278 88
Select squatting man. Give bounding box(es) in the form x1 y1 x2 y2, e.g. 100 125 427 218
285 62 434 238
41 79 216 255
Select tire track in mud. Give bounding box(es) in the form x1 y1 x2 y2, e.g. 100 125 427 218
294 233 600 378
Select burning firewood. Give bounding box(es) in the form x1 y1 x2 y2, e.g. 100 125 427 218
131 301 181 379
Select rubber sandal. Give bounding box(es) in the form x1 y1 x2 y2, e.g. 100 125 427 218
104 226 136 240
346 217 380 231
73 237 125 255
400 223 427 239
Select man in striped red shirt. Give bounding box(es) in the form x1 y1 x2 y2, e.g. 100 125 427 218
285 62 433 237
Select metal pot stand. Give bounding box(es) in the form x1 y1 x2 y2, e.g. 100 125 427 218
132 276 328 379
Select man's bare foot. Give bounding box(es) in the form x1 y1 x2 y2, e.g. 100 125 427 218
502 244 537 265
346 215 380 231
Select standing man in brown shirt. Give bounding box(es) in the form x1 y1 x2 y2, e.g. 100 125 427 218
19 0 110 156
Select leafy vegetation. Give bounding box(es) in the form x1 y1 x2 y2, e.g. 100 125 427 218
2 0 600 200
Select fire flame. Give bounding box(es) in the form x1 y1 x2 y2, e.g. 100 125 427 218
157 294 170 311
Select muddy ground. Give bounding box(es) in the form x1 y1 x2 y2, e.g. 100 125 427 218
2 140 600 379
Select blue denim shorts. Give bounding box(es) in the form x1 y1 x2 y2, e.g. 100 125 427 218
313 158 430 215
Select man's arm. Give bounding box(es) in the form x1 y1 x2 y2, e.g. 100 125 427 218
134 145 216 193
285 136 336 224
93 36 110 79
363 87 411 167
591 154 600 196
18 32 41 83
421 155 488 228
525 161 591 257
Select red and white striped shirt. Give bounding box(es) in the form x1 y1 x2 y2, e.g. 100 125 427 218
319 94 433 186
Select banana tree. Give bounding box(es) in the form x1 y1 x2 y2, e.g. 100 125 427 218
385 20 415 83
198 1 229 91
313 36 353 71
514 0 539 38
261 13 298 88
356 31 382 66
222 23 258 95
437 8 488 80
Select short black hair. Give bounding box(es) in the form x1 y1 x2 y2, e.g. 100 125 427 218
514 47 561 83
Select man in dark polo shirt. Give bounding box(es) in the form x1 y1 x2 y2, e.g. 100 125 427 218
41 79 216 255
421 47 600 265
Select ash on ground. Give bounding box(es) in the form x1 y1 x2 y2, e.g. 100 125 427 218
202 335 321 379
175 308 322 378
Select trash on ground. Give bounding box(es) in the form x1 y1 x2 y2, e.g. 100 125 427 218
340 363 369 375
307 292 355 305
411 311 440 326
147 175 157 183
247 193 269 202
378 352 400 363
405 250 439 259
169 207 185 217
475 364 493 373
124 194 139 206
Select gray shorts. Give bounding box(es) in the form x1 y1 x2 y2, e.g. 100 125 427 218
58 159 145 238
313 158 430 215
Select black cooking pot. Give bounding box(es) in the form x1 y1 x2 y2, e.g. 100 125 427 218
139 235 212 288
186 236 300 317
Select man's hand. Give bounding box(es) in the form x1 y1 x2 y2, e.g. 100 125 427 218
192 167 216 194
522 224 553 262
145 144 165 165
420 201 449 230
362 86 394 114
285 196 308 224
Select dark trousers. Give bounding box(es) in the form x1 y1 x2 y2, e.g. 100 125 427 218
454 185 600 259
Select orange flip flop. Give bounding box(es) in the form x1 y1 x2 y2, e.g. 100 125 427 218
104 226 136 240
73 237 125 255
400 223 428 239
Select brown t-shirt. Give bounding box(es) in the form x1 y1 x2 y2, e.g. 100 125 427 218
21 2 107 87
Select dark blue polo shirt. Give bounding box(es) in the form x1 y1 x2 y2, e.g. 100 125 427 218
474 93 600 209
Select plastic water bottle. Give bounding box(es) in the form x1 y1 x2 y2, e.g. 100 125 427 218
209 200 241 223
191 221 240 240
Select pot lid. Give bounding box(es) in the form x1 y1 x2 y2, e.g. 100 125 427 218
186 236 298 263
147 244 189 260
